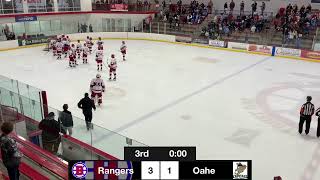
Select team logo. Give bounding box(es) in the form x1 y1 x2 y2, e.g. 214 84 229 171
233 162 248 179
72 162 88 178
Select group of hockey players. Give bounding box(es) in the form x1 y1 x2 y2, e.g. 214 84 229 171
49 35 127 106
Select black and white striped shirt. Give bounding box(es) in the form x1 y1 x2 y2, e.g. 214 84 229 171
316 107 320 116
300 102 314 116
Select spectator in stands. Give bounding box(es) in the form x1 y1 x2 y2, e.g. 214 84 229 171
230 0 235 13
261 2 265 15
306 4 312 14
39 112 66 155
89 24 93 32
240 1 244 15
224 2 228 14
251 1 257 16
58 104 73 136
0 122 22 180
296 31 302 48
161 0 166 10
78 93 96 130
208 0 213 14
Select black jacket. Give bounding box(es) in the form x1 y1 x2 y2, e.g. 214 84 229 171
39 118 66 142
58 110 73 127
78 97 96 114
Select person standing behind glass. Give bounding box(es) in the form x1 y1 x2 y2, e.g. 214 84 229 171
0 122 22 180
58 104 73 136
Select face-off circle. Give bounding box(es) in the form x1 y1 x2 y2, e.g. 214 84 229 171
256 73 320 179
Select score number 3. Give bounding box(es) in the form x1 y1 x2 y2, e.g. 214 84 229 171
148 167 153 174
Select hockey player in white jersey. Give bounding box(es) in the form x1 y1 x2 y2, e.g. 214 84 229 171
95 50 104 71
82 43 89 64
70 44 77 65
120 41 127 61
87 37 94 53
97 37 103 50
108 54 117 81
76 40 82 59
56 40 63 60
90 74 105 106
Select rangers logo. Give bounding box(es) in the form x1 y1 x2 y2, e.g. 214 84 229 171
233 161 248 179
72 162 88 178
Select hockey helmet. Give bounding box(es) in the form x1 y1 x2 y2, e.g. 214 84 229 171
77 40 80 43
98 37 101 40
84 43 87 46
96 74 101 78
111 54 115 58
122 41 125 44
71 44 75 47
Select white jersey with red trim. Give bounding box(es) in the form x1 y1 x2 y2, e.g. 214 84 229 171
120 44 127 51
87 40 93 48
96 50 104 61
83 46 89 55
76 43 82 50
90 78 105 93
70 47 76 55
109 58 117 69
97 40 103 46
56 42 63 51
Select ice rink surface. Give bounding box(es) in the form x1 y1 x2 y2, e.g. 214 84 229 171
0 40 320 179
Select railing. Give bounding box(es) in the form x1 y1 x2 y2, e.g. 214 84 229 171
0 75 147 159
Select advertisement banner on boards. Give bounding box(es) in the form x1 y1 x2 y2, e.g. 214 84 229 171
300 50 320 60
209 40 226 48
227 42 248 50
275 47 301 57
248 44 273 54
110 4 128 11
15 16 37 22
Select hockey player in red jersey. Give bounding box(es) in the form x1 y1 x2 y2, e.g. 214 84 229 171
76 40 82 59
120 41 127 61
97 37 103 50
82 43 89 64
69 50 76 67
95 50 104 71
90 74 105 106
108 54 117 81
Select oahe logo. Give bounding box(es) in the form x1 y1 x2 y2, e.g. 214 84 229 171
233 161 248 179
72 162 88 178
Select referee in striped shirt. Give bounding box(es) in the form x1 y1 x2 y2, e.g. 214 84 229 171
316 107 320 138
299 96 315 135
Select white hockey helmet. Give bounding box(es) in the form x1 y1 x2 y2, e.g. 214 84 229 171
96 74 101 78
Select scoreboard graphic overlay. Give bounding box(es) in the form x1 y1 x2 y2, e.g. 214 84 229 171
68 147 252 180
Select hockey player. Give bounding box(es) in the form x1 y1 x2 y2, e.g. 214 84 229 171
108 54 117 81
82 43 89 64
51 38 57 56
69 50 76 67
95 50 104 71
70 44 77 65
90 74 105 106
97 37 103 50
62 38 70 58
56 39 63 60
87 37 94 53
120 41 127 61
76 40 82 59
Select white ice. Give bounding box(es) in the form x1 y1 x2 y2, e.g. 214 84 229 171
0 40 320 179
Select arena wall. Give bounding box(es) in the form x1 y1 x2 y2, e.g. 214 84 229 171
0 32 319 63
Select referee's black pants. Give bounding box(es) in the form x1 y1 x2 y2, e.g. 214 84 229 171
299 115 312 134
